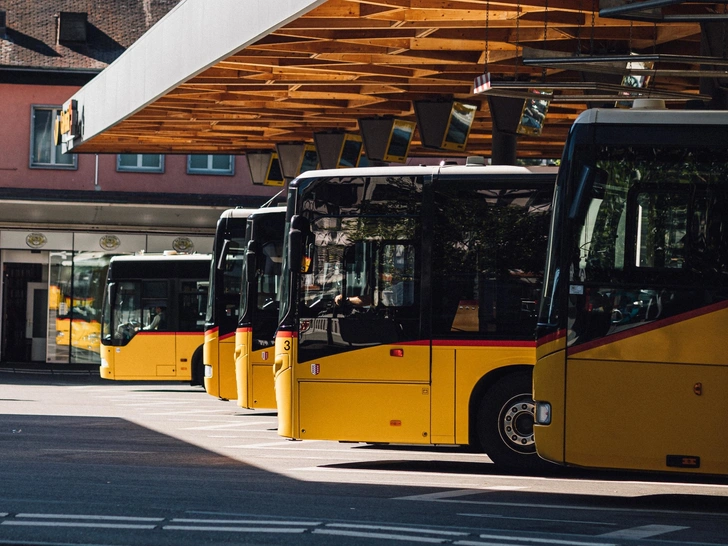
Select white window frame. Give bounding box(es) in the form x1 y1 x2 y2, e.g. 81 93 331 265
187 154 235 176
30 105 77 170
117 154 165 173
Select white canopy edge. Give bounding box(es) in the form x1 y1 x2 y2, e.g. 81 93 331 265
63 0 326 151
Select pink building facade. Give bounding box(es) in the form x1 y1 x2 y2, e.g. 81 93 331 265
0 2 283 366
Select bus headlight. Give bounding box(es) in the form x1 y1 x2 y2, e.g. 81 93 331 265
100 358 109 368
204 365 213 378
535 402 551 425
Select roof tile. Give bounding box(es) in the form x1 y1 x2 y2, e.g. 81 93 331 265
0 0 181 71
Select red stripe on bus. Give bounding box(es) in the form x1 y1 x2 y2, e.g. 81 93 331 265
219 332 236 341
536 329 566 347
394 339 534 348
236 327 253 334
205 326 219 335
568 299 728 356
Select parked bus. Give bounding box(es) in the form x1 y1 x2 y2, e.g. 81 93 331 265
100 253 210 382
534 104 728 476
234 206 286 409
275 162 554 468
203 208 256 399
51 252 113 364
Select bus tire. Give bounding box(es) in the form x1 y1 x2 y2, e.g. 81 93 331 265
476 371 547 470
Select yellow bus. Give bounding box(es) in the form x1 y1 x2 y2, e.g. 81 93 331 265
203 208 256 399
234 206 286 409
100 253 210 382
534 105 728 476
51 252 112 364
275 162 554 468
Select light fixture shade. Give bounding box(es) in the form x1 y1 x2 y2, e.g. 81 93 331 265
414 99 477 151
358 117 416 163
247 150 283 186
313 132 362 169
276 142 306 180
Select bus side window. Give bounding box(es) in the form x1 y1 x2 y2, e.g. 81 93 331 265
179 280 205 332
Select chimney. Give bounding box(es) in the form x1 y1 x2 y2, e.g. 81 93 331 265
57 12 87 44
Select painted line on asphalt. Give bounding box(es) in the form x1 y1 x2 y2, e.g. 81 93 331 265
226 441 315 449
327 523 468 536
313 528 447 543
477 534 616 546
40 448 156 455
598 525 689 539
164 525 306 533
15 513 164 521
396 492 728 517
396 489 492 501
459 514 617 526
171 518 321 525
2 521 157 530
181 421 271 430
146 409 233 415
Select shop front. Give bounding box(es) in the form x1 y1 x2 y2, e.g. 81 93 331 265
1 230 212 365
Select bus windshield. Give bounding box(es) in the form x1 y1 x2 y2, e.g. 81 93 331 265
539 139 728 344
280 175 422 359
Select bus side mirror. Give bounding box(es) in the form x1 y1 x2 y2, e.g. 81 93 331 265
288 229 303 272
568 165 608 223
217 239 231 270
289 215 313 273
245 240 258 283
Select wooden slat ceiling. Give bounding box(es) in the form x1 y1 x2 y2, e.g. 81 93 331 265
81 0 722 159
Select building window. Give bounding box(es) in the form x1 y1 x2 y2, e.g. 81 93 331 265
30 106 77 169
187 154 234 176
117 154 165 173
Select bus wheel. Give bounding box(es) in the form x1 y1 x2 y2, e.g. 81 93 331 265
476 372 545 470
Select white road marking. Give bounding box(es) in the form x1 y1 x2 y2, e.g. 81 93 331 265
117 400 197 408
226 441 309 449
171 518 321 525
459 514 617 526
396 489 492 501
146 409 233 415
327 523 468 536
15 513 163 521
397 493 727 518
313 528 447 543
478 534 616 546
2 521 156 530
164 525 306 533
598 525 689 539
181 421 271 430
40 448 155 455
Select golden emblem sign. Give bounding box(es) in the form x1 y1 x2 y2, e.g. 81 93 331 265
99 235 121 251
26 233 48 249
173 237 194 253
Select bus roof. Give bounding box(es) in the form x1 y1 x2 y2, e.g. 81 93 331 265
574 107 728 126
110 253 212 263
219 208 260 220
247 206 287 218
291 162 539 185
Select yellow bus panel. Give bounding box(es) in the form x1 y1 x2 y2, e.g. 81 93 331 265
204 328 237 400
299 381 431 443
563 307 728 475
235 327 276 410
101 332 201 380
